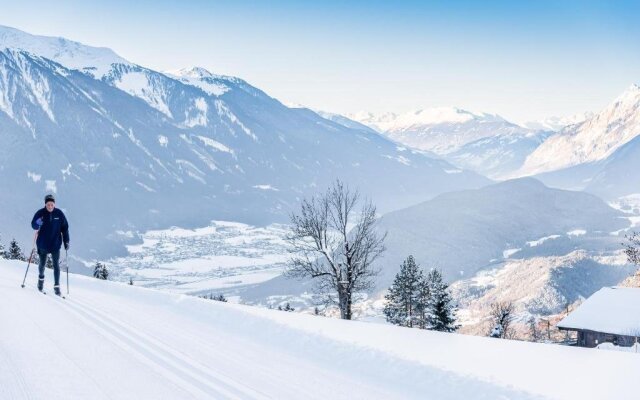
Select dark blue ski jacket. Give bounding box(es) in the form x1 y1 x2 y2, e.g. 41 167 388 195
31 208 70 253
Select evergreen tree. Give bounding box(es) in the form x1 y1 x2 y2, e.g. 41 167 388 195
214 294 227 302
93 262 109 280
383 256 424 327
129 277 134 285
283 302 294 312
415 274 432 329
0 234 5 259
426 269 459 332
6 238 25 261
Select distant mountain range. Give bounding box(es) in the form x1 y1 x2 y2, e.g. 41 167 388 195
338 85 640 194
0 25 488 262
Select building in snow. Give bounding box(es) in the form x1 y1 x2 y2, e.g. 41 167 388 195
557 287 640 348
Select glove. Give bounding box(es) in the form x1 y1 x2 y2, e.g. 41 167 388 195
35 217 43 228
64 242 70 251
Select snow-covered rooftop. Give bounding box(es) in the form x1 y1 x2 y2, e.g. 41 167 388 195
557 286 640 336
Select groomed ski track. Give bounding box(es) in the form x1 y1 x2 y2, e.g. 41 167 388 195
1 259 639 400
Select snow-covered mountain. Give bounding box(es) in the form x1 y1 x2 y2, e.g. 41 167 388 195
445 129 553 179
0 26 489 263
0 25 130 78
375 178 631 287
347 107 548 178
521 112 594 132
3 259 639 400
452 250 633 336
348 107 532 155
519 84 640 176
314 110 380 135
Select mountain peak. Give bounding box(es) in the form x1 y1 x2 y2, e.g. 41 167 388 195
518 83 640 176
0 24 129 78
167 66 215 79
615 83 640 105
402 107 503 125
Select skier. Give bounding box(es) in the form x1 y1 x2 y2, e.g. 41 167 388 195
30 194 70 296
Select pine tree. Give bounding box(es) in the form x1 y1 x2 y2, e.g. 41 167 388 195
415 274 432 329
6 238 25 261
0 234 5 259
93 262 109 280
426 269 459 332
129 277 134 285
215 294 227 302
383 256 424 327
283 302 294 312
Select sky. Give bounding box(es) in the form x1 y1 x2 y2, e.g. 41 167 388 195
1 0 639 123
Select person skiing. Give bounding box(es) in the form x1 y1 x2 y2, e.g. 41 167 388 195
30 194 70 296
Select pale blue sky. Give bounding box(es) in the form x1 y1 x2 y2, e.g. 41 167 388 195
1 0 639 122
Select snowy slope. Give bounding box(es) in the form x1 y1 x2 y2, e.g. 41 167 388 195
348 107 533 155
2 258 640 400
520 84 640 176
376 178 629 285
445 129 552 179
521 112 594 132
451 250 634 335
0 24 130 78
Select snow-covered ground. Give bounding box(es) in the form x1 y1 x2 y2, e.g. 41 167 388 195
3 258 640 400
107 221 290 295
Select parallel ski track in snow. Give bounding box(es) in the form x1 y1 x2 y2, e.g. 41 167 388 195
70 295 345 399
0 340 34 400
61 296 269 400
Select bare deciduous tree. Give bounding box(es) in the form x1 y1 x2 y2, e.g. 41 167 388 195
285 180 386 320
624 232 640 266
489 301 516 339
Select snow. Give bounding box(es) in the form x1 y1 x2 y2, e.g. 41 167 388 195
351 107 500 132
45 180 57 193
109 221 290 295
521 112 594 132
158 135 168 147
567 229 587 237
27 171 41 182
214 100 256 140
165 67 230 96
527 235 561 247
197 135 234 154
503 248 521 258
557 287 640 337
2 259 640 400
136 181 156 192
113 71 173 117
0 25 129 79
253 184 279 191
519 84 640 175
597 342 640 353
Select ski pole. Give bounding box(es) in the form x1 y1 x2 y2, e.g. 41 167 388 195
65 249 69 295
21 231 38 288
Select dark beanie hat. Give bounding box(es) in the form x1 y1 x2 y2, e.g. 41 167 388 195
44 194 55 204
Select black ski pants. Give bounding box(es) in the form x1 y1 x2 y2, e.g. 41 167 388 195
38 248 60 287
